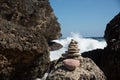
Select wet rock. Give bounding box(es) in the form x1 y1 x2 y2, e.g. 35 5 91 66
104 12 120 51
48 42 63 51
82 13 120 80
102 12 120 80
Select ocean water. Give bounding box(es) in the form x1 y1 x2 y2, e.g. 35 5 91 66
50 32 107 61
36 32 107 80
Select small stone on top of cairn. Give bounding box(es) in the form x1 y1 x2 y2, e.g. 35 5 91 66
62 39 81 58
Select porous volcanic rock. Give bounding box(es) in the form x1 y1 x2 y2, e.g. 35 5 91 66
0 0 61 41
46 57 106 80
82 13 120 80
0 18 50 79
0 54 13 80
0 0 61 79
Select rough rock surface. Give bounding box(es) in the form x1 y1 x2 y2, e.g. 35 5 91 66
0 54 13 80
104 13 120 47
82 13 120 80
0 0 61 41
0 18 50 79
0 0 61 80
46 57 106 80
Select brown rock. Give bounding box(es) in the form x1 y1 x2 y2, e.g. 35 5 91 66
0 0 61 79
0 0 61 41
62 53 81 57
0 19 50 79
0 54 13 80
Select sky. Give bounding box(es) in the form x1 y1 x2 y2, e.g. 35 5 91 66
49 0 120 37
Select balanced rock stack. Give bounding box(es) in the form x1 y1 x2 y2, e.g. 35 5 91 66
62 39 81 58
47 39 106 80
62 39 81 71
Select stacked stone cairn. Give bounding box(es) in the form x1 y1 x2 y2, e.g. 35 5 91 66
62 39 81 57
47 39 107 80
62 39 81 71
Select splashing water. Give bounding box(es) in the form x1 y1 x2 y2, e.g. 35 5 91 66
50 32 107 61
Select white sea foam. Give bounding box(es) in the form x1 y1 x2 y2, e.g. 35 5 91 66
50 32 107 61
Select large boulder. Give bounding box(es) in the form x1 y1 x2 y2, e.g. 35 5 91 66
82 13 120 80
102 12 120 80
104 13 120 51
0 18 50 79
47 56 106 80
0 0 61 80
0 0 61 41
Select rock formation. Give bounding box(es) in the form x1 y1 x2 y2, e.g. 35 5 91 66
62 39 81 58
0 0 61 80
82 13 120 80
47 39 106 80
0 0 61 41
